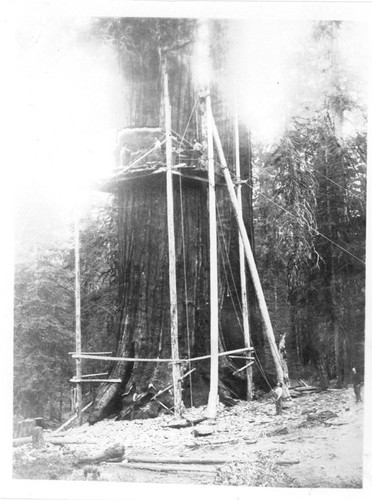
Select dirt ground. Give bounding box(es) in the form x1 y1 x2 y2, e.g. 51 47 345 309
13 386 364 488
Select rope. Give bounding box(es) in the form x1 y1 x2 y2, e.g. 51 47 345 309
170 129 194 148
126 135 167 170
178 97 199 149
312 165 365 202
178 174 194 407
255 351 274 391
215 203 244 333
240 180 365 266
174 153 366 267
209 154 365 267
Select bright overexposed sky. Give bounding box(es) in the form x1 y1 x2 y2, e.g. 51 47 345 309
10 15 369 216
13 16 121 213
228 19 369 144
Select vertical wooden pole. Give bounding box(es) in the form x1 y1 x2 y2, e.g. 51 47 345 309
206 93 219 419
163 64 182 419
234 95 253 401
74 211 83 425
211 115 286 389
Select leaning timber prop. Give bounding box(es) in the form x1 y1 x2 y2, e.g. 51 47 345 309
210 113 287 393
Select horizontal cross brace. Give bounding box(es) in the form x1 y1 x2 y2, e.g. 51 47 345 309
70 379 122 383
69 352 112 355
228 355 255 360
71 347 253 364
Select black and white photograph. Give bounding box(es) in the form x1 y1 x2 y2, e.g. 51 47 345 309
2 1 371 498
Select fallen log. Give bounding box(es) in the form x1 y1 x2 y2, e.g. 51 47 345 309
324 421 347 426
288 391 304 399
243 438 258 444
165 416 207 429
192 437 258 448
205 439 239 447
294 386 319 392
186 417 207 426
48 438 99 446
267 426 289 437
193 425 214 437
127 456 234 465
165 419 190 429
75 444 125 466
119 462 216 474
13 436 99 447
276 459 300 466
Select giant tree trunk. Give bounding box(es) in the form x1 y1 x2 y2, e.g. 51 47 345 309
88 19 257 423
89 172 239 423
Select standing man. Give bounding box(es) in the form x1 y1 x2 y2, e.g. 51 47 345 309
351 367 362 403
273 382 283 415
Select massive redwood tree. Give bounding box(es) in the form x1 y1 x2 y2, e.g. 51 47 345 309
87 18 260 423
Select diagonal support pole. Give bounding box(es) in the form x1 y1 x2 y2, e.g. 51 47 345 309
210 114 286 391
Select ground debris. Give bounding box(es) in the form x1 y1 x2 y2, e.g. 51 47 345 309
193 425 214 437
12 386 362 487
267 426 289 437
307 410 338 421
276 459 300 466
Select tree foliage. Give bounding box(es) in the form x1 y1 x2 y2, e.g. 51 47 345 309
13 194 118 419
254 20 366 386
14 248 75 418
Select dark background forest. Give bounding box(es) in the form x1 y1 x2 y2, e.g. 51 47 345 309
13 18 366 422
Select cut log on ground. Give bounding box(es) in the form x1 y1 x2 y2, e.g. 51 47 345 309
294 386 320 392
276 459 300 466
186 417 207 426
324 421 347 426
13 436 99 447
165 417 207 429
193 425 214 437
187 438 240 448
75 444 125 466
267 426 289 437
119 462 216 474
165 419 189 429
288 391 304 398
126 456 237 465
242 438 258 444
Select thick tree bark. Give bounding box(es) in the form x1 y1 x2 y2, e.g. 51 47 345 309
89 19 258 423
89 173 239 423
